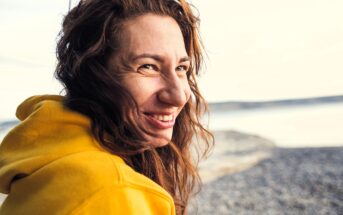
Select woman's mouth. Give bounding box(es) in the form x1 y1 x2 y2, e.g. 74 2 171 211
144 113 175 129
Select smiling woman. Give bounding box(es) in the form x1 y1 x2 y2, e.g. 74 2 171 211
0 0 213 215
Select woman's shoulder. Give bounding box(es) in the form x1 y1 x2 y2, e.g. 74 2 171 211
63 151 175 214
53 150 172 198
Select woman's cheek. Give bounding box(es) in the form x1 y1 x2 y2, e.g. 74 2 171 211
132 77 160 101
183 80 192 102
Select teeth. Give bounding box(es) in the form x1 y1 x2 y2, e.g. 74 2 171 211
152 114 173 122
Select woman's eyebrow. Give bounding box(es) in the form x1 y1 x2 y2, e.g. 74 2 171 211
129 53 190 63
179 56 190 63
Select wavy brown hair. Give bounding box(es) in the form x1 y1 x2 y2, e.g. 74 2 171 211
55 0 213 214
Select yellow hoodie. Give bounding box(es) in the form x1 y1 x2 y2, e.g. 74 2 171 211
0 95 175 215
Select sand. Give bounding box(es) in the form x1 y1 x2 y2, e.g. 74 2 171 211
198 130 276 183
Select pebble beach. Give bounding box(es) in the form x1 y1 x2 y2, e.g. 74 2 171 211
189 130 343 215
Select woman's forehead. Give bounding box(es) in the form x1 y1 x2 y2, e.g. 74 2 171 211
119 14 187 58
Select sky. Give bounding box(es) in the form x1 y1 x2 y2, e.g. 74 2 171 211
0 0 343 120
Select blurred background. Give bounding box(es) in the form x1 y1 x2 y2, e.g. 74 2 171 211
0 0 343 214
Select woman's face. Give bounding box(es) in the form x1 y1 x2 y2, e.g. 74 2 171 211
110 14 191 147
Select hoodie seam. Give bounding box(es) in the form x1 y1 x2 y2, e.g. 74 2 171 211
104 154 172 201
105 154 124 184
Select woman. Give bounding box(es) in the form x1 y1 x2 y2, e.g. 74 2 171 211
0 0 213 214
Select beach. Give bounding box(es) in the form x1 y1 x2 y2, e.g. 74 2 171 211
189 130 343 215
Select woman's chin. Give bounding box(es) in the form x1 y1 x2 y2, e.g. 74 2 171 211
144 127 173 147
147 135 171 148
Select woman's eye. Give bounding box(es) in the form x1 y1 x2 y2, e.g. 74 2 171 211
139 64 158 71
176 65 189 73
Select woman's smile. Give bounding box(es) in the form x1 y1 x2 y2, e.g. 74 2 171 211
144 112 175 129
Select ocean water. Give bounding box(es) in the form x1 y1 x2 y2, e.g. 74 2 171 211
208 102 343 148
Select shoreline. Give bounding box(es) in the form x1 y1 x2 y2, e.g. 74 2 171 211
198 130 275 183
211 128 343 149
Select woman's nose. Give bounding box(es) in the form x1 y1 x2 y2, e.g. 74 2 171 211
157 74 189 107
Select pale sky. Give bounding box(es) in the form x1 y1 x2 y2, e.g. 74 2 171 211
1 0 343 120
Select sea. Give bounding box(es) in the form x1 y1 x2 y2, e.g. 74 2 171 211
207 102 343 148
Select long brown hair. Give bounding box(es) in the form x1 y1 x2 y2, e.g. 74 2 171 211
55 0 213 214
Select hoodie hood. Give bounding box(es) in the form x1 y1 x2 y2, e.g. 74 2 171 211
0 95 106 194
